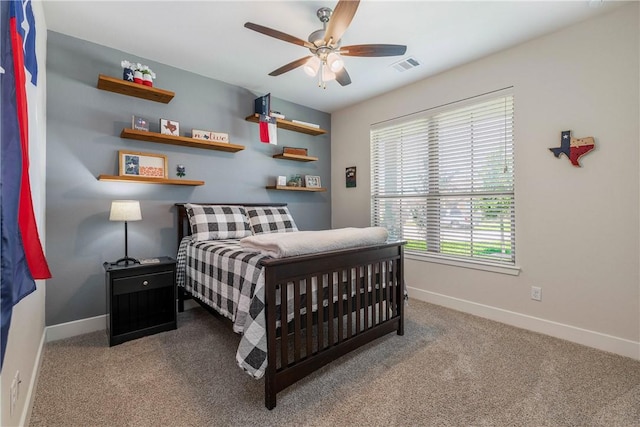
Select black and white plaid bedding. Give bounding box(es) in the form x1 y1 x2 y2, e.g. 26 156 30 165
245 206 298 234
176 236 393 380
177 236 271 378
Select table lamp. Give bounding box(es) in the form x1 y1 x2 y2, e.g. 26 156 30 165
109 200 142 265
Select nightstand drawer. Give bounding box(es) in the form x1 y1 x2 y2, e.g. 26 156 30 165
113 271 173 295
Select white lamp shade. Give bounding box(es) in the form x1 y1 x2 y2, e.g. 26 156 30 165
321 64 336 82
327 52 344 72
109 200 142 222
303 56 321 77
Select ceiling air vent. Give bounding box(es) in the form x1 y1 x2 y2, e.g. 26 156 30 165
391 57 420 72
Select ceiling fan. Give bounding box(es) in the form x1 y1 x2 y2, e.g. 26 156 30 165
244 0 407 88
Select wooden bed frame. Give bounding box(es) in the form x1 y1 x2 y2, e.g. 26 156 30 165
176 203 405 409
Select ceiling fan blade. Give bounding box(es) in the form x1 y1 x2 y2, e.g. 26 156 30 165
341 44 407 57
324 0 360 45
269 56 313 76
244 22 314 49
335 67 352 86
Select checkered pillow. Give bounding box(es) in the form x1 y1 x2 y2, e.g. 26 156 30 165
246 206 299 234
185 204 252 241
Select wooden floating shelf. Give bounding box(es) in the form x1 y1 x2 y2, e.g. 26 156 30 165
97 74 175 103
120 128 245 153
266 185 326 192
245 114 326 136
98 175 204 186
272 153 318 162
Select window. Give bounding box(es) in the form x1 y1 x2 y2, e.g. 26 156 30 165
371 90 515 267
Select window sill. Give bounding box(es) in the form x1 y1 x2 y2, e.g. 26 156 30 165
405 252 521 276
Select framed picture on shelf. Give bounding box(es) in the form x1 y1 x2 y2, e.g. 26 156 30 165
305 175 321 188
132 115 149 132
118 150 168 178
160 118 179 136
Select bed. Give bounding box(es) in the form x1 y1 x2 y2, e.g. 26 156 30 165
175 202 405 409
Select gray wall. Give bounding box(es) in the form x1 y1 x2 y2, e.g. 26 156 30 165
45 31 331 326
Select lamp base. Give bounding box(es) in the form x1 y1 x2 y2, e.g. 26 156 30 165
112 256 140 266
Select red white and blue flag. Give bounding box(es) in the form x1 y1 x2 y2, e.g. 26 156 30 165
259 114 278 145
1 0 51 370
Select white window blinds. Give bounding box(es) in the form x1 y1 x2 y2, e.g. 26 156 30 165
371 90 515 265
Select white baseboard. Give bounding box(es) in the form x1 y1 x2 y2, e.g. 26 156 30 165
45 300 202 343
20 329 46 427
46 314 106 342
408 287 640 361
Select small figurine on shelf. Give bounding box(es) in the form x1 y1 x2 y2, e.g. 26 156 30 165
176 165 186 178
132 62 144 84
287 174 302 187
125 62 156 86
139 64 156 87
121 60 134 82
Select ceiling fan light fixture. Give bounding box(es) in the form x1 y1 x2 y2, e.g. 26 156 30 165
321 64 336 82
327 52 344 72
303 56 321 76
245 1 407 89
308 29 326 47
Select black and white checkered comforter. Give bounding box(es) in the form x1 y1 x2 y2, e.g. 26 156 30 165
177 236 271 378
177 236 393 380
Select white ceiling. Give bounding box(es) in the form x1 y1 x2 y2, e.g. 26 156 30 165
42 1 620 113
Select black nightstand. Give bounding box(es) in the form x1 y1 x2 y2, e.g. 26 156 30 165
103 257 177 346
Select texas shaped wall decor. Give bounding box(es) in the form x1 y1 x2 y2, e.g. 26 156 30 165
549 130 595 167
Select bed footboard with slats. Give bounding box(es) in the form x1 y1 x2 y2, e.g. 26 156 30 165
175 203 405 409
261 242 404 409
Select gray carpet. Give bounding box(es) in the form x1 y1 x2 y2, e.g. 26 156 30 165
30 299 640 426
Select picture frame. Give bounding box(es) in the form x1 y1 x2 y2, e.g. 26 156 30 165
160 118 179 136
118 150 168 178
346 166 357 188
305 175 321 188
132 115 149 132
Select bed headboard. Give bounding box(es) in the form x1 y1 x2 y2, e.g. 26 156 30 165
175 202 288 245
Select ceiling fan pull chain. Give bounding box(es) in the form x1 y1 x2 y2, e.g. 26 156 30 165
322 63 328 89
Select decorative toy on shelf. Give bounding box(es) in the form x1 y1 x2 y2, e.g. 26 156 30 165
549 130 595 167
122 60 135 82
121 60 156 87
287 174 302 187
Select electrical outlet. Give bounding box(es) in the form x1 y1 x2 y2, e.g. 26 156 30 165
531 286 542 301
